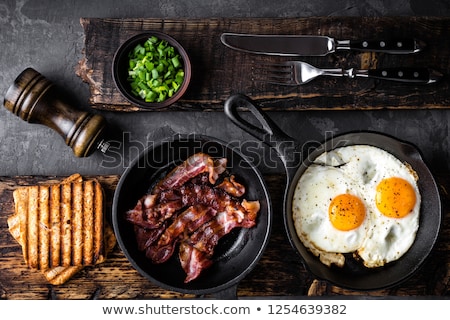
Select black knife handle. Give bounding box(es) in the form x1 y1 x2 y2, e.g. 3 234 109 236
367 68 442 84
347 38 424 54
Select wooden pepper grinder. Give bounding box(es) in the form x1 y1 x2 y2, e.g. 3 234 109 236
3 68 109 157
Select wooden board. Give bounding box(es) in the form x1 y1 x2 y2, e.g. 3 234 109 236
76 17 450 112
0 174 448 299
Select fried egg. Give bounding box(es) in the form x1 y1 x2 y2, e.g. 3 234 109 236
292 164 370 267
292 145 421 268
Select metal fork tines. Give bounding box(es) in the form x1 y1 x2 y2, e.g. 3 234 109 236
252 63 299 86
252 61 356 86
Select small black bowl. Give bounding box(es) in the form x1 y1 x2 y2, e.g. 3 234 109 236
112 32 191 109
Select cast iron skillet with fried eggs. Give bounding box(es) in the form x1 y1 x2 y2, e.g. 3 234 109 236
225 94 442 290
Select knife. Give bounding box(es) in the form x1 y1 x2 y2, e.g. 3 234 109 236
220 32 425 56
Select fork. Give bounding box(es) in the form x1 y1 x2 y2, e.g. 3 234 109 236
253 61 442 85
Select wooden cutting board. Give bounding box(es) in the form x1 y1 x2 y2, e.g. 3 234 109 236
77 17 450 112
0 175 448 299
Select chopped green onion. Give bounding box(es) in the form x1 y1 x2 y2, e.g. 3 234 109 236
171 56 181 68
127 36 185 103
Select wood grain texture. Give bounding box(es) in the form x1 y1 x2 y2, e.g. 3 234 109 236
0 174 448 299
76 17 450 112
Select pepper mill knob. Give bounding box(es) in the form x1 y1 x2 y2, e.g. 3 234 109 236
3 68 108 157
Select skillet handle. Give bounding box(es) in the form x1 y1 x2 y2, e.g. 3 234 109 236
203 285 238 299
224 94 301 168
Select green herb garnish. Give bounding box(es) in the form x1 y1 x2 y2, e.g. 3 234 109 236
127 36 185 103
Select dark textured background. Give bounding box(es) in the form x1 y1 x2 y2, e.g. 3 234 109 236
0 0 449 178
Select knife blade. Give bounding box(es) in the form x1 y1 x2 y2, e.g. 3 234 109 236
220 33 425 56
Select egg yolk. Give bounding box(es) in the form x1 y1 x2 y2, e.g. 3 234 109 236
375 177 416 218
328 194 366 231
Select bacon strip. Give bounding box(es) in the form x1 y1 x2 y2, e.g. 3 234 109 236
128 181 248 229
133 224 166 251
146 205 217 264
217 175 246 197
124 152 260 283
191 203 258 255
126 154 227 228
179 243 213 283
154 153 227 193
178 202 259 283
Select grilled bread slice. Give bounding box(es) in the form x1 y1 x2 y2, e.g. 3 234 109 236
7 174 115 284
42 222 116 285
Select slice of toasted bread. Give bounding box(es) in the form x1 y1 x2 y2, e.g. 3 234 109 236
9 174 106 269
42 266 84 286
42 222 116 285
7 174 115 285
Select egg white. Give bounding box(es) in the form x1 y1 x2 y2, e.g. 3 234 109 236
346 146 421 267
292 164 369 255
293 145 421 268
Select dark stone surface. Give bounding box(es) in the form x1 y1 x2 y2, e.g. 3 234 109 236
0 0 449 177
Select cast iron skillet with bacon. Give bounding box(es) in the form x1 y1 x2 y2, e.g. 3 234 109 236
112 134 272 297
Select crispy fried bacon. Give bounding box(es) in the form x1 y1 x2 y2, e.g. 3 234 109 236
178 200 259 282
217 175 246 197
134 224 166 251
125 152 260 283
125 196 179 229
126 176 250 229
146 205 217 264
190 205 258 254
179 243 213 283
154 153 227 193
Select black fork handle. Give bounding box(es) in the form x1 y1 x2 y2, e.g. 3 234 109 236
366 68 443 84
